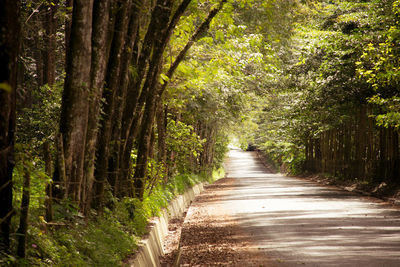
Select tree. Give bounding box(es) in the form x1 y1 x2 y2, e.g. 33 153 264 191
0 0 21 251
133 0 228 199
57 0 93 206
357 0 400 129
84 0 113 211
93 0 133 208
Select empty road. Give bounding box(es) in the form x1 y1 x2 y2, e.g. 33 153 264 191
221 149 400 266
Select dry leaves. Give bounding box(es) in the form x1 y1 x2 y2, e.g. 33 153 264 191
160 178 271 267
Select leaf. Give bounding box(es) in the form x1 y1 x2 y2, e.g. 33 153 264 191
160 73 170 85
129 65 138 80
0 82 12 93
216 30 225 42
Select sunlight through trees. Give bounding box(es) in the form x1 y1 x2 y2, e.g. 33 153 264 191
1 0 399 265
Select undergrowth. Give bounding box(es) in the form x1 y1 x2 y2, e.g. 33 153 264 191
5 168 224 267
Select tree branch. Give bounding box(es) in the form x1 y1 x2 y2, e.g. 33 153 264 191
160 0 228 95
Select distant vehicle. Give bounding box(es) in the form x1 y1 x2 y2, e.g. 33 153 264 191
246 144 257 151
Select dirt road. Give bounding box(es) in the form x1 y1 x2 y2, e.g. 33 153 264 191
178 149 400 266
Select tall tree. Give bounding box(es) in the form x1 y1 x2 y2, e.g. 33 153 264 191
83 0 113 211
93 0 132 208
0 0 21 251
130 0 184 198
109 2 141 197
43 0 59 86
133 0 227 199
57 0 93 206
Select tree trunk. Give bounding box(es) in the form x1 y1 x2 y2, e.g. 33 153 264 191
42 1 58 221
109 3 140 197
358 106 367 180
119 0 192 179
58 0 93 207
128 0 175 199
344 122 351 179
33 11 45 87
43 0 58 86
17 166 31 258
65 0 74 60
379 127 387 182
134 95 160 199
0 0 20 251
133 0 227 199
93 0 131 209
84 0 113 212
53 133 67 200
157 103 168 181
43 141 53 222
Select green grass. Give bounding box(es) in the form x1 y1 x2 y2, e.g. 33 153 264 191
7 169 225 267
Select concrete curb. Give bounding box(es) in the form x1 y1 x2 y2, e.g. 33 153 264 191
129 183 205 267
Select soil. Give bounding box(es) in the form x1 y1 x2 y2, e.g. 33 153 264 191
159 178 271 266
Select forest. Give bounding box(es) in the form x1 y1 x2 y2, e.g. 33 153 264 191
0 0 399 265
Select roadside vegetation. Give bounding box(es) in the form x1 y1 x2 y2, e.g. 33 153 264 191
238 0 400 194
1 0 399 265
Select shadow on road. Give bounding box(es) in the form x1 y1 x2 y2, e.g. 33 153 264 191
223 150 400 267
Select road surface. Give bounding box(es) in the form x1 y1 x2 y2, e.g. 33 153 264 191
220 149 400 266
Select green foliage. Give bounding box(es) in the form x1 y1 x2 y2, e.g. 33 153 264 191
9 140 219 266
368 95 400 129
213 133 230 169
145 158 167 194
17 82 63 149
356 0 400 128
18 216 136 267
113 170 220 239
10 169 219 266
11 151 138 266
12 0 400 265
168 173 198 195
12 147 49 211
260 140 305 175
166 118 205 173
234 0 399 176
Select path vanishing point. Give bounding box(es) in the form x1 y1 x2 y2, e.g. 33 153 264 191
179 149 400 266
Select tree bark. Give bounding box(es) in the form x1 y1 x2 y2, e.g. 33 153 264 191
33 11 45 87
41 0 59 221
58 0 93 207
17 166 31 258
109 3 140 197
84 0 113 212
133 0 174 196
93 0 131 209
393 130 399 183
0 0 20 251
119 0 192 173
43 141 53 222
157 103 168 181
65 0 74 60
43 0 58 86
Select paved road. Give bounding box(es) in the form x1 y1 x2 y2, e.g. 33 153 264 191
223 149 400 267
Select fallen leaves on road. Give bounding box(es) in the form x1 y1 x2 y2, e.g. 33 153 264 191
161 178 272 266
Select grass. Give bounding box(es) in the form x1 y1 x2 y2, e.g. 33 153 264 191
6 169 225 267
